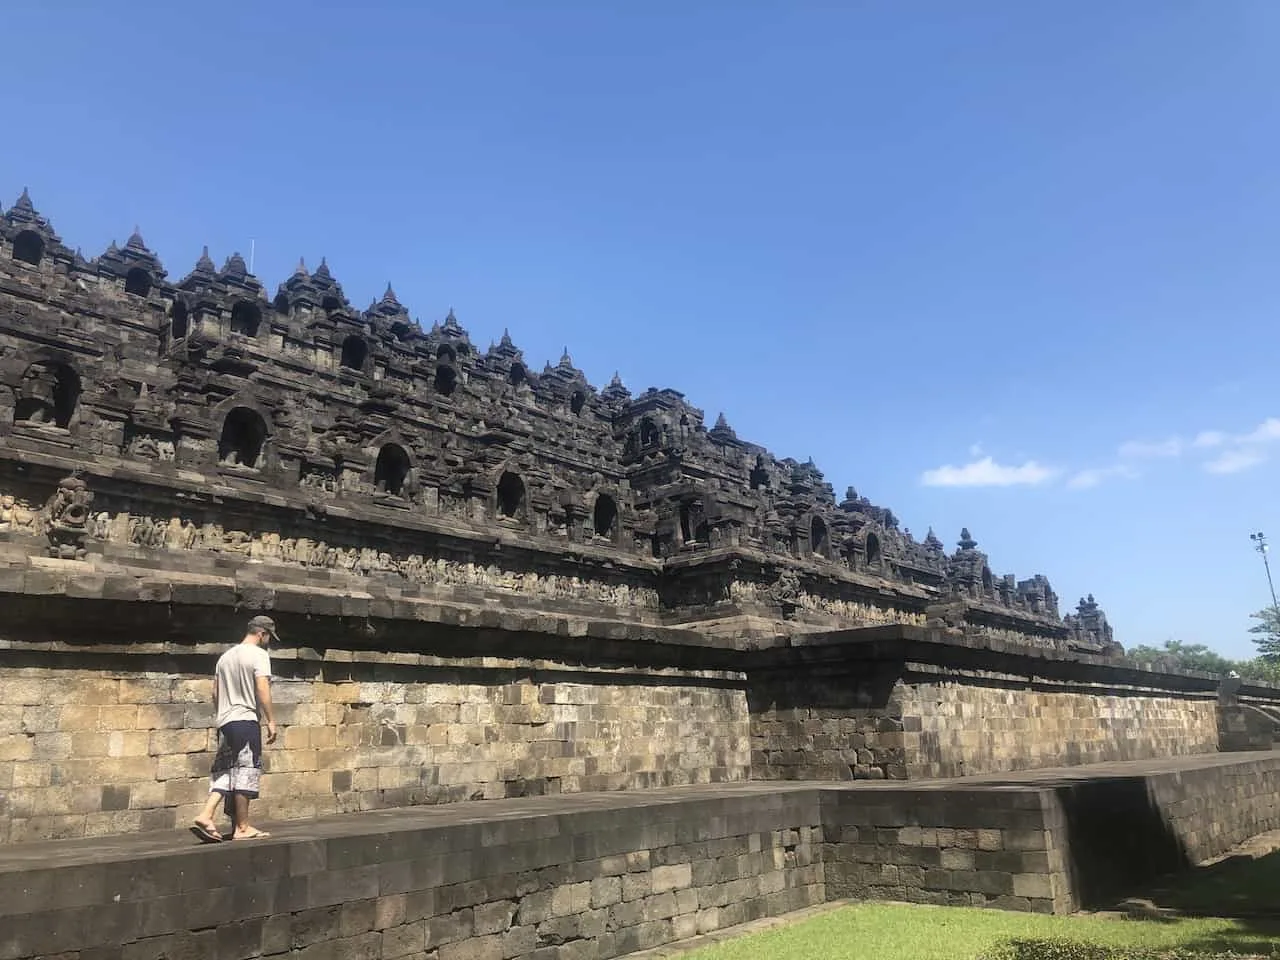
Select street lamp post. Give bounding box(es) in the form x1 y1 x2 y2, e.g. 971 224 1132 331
1251 533 1280 636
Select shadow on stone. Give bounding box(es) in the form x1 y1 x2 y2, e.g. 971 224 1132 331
1053 776 1191 909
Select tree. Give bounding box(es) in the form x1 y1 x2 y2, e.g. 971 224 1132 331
1239 657 1280 684
1248 606 1280 660
1124 637 1280 684
1126 640 1239 676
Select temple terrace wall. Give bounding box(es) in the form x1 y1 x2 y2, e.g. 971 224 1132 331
4 755 1280 960
0 652 751 846
748 627 1225 781
2 579 1275 844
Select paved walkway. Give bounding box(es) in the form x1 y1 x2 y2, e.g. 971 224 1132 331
2 750 1276 873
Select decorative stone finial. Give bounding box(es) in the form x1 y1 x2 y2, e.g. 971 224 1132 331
710 412 737 442
958 528 978 551
195 245 216 274
222 252 248 278
293 257 308 276
126 226 147 251
441 309 465 337
559 348 574 368
14 187 34 214
313 257 332 281
602 372 631 403
382 282 398 304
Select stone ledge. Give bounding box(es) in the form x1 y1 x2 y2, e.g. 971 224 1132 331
781 623 1260 694
0 576 1270 701
3 753 1280 960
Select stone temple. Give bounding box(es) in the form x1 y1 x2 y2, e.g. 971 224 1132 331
2 189 1280 959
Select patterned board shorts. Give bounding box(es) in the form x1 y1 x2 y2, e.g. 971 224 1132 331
210 720 263 798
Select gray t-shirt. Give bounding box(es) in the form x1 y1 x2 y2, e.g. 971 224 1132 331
214 643 272 728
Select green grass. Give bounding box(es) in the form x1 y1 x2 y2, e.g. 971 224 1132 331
681 903 1280 960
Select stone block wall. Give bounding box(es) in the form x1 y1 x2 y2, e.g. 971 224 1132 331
750 640 1223 782
899 677 1220 778
1050 753 1280 907
820 753 1280 914
822 786 1070 913
0 659 750 844
1217 677 1280 752
4 603 1275 846
0 788 826 960
750 666 907 781
7 754 1280 958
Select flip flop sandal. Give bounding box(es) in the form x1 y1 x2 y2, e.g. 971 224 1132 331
189 823 223 844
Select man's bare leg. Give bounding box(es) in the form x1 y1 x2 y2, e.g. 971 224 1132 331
190 791 225 842
231 792 269 839
194 792 223 832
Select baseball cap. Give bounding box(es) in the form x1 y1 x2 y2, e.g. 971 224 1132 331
246 615 280 642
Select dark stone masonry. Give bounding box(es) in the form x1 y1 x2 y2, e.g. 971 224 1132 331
4 189 1280 958
0 188 1115 654
4 754 1280 960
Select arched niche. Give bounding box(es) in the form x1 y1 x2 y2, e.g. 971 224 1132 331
321 295 342 314
124 267 152 297
593 494 618 538
496 471 525 518
508 363 526 387
679 500 708 544
982 567 994 594
12 230 43 266
570 390 586 415
340 335 368 372
170 301 190 340
434 364 458 396
811 516 829 558
437 343 457 363
374 443 410 496
865 532 882 571
15 361 80 428
217 407 268 469
230 300 261 337
639 418 660 447
272 292 291 315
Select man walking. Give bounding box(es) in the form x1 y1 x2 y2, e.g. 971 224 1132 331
190 615 279 842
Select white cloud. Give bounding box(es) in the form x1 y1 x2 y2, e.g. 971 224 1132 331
1204 448 1268 475
1066 465 1139 490
922 415 1280 492
1117 438 1182 459
1193 430 1227 449
920 456 1058 488
1195 417 1280 475
1241 417 1280 445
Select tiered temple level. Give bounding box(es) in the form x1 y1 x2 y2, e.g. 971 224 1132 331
0 189 1116 652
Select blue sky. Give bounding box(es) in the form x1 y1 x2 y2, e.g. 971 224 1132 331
4 2 1279 657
